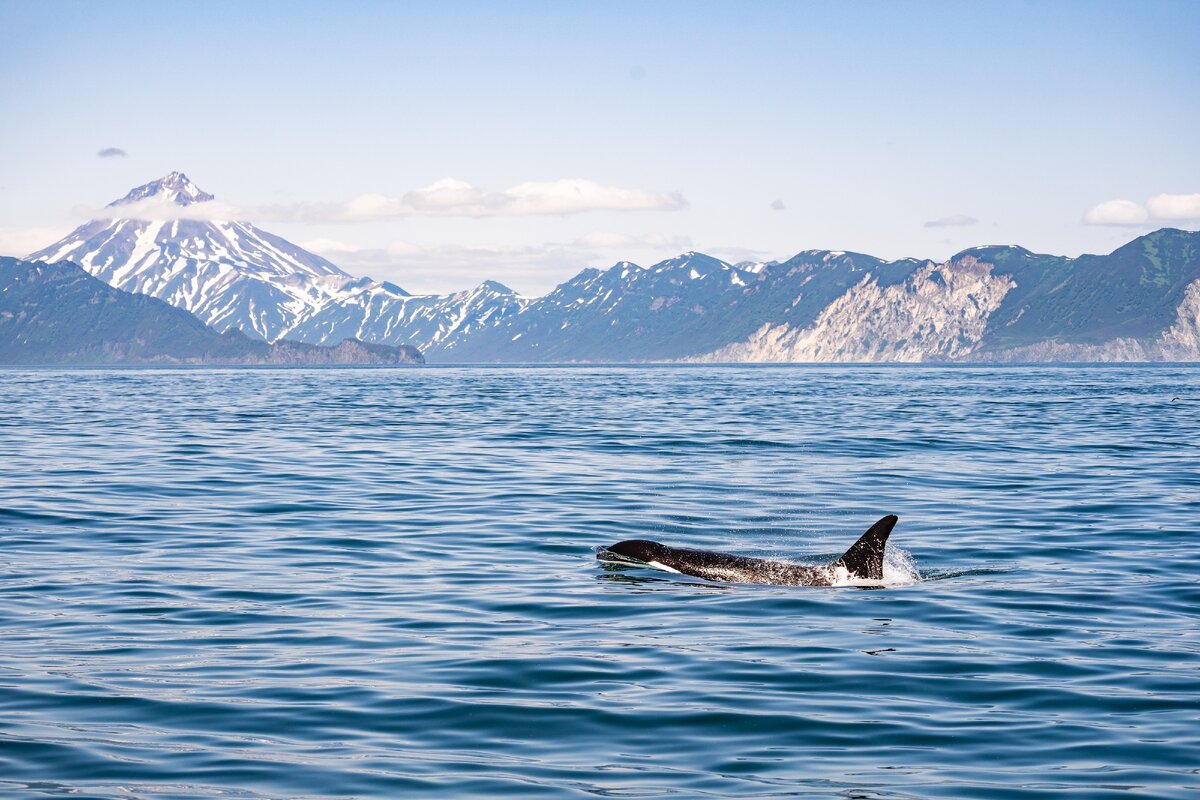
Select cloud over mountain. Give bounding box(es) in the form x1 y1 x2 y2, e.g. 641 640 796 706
1146 193 1200 221
1084 193 1200 226
341 178 687 220
73 177 687 224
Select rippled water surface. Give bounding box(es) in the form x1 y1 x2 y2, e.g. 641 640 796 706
1 365 1198 799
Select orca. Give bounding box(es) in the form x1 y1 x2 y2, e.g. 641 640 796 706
597 515 899 586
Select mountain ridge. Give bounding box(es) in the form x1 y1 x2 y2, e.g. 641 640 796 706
0 257 423 365
23 173 1200 363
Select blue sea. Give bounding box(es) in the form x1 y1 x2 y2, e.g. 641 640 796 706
1 365 1198 799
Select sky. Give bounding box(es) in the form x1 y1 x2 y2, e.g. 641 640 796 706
1 0 1197 295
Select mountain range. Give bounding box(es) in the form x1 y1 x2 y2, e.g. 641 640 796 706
21 172 1200 363
0 257 423 365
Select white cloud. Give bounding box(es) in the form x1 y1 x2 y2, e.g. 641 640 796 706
246 201 341 224
1145 193 1200 221
0 226 74 256
1083 193 1200 226
496 179 685 216
72 177 687 224
341 193 407 220
770 199 786 211
400 178 485 212
74 197 241 222
924 213 979 228
272 178 685 223
1082 199 1149 226
338 177 686 220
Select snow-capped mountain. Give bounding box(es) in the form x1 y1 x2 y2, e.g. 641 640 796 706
29 173 354 341
284 279 529 357
28 173 526 350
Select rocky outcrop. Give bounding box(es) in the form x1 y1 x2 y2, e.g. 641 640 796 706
693 257 1015 362
1158 279 1200 358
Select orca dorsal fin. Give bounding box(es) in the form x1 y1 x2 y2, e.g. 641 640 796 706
834 515 897 580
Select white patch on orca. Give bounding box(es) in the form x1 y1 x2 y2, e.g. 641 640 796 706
646 560 682 574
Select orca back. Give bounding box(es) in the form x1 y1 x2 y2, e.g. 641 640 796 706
600 514 901 586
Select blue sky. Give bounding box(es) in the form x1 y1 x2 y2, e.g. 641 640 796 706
1 0 1197 293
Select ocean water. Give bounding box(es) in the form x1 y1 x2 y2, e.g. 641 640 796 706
1 365 1198 799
